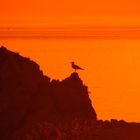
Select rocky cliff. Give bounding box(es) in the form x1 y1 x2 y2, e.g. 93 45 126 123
0 46 97 139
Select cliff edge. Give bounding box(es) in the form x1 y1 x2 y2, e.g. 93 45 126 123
0 46 96 139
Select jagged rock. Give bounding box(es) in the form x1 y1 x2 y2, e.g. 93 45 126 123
1 46 140 140
0 46 97 139
51 72 97 120
0 47 51 139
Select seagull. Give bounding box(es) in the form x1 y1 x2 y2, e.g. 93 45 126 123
71 62 84 71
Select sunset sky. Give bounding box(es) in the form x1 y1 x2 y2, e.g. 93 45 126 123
1 0 140 122
1 0 140 27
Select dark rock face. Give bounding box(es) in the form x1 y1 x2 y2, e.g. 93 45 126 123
0 46 97 139
51 72 97 120
1 46 140 140
0 46 51 139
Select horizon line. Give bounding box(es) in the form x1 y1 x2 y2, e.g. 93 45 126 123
1 26 140 39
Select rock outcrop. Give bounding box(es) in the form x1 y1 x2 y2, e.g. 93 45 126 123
51 72 96 120
0 46 97 139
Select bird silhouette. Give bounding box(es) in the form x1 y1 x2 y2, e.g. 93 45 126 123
71 62 84 71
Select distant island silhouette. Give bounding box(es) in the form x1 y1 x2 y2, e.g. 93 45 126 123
0 46 140 140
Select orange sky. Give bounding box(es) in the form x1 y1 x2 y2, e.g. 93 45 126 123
1 0 140 27
1 0 140 122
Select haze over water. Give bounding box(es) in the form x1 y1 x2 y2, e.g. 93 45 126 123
1 29 140 122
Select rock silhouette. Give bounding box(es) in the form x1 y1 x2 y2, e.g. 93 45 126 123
0 46 96 139
50 72 96 121
0 46 140 140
